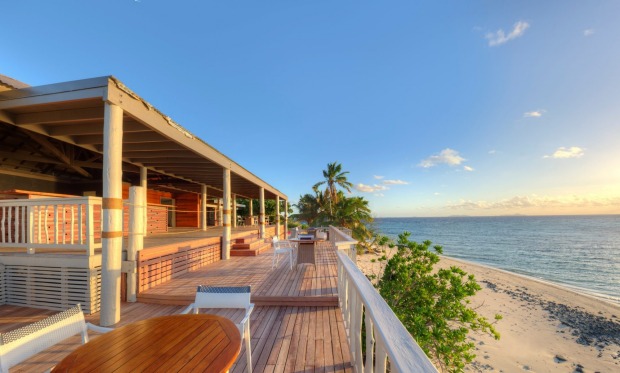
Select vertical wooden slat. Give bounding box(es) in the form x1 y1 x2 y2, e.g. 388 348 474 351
78 204 83 245
71 205 75 245
53 205 59 244
86 201 95 256
21 206 26 244
1 207 6 243
44 205 49 244
7 206 12 243
14 206 19 243
374 335 387 373
365 309 375 373
37 206 42 243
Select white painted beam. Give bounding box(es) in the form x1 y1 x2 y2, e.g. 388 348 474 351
259 187 265 239
222 169 231 260
100 101 123 327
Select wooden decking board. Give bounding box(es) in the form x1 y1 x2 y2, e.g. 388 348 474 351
138 240 339 307
2 303 352 373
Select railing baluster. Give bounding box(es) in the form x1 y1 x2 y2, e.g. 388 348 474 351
353 291 364 372
44 205 49 243
78 204 83 245
53 205 59 244
374 334 387 373
7 206 12 243
365 309 375 373
21 206 26 244
1 206 5 243
71 205 75 245
14 206 19 243
37 205 42 243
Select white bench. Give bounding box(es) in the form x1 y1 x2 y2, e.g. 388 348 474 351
0 304 112 373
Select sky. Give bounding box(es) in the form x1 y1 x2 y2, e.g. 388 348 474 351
2 1 620 217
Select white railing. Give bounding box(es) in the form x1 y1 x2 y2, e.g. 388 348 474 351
330 226 437 373
0 197 101 254
329 225 357 262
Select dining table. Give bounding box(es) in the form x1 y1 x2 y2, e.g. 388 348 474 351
290 235 324 268
52 314 241 373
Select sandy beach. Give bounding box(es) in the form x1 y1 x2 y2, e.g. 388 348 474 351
358 250 620 372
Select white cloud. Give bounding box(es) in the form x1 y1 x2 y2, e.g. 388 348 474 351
463 166 474 172
524 109 545 118
584 29 595 36
374 193 385 197
448 194 620 211
543 146 585 159
373 175 384 180
355 183 389 193
419 148 466 168
486 21 530 47
383 179 409 185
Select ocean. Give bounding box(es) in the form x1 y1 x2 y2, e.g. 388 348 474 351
374 215 620 303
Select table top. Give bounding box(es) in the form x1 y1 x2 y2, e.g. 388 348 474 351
53 314 241 373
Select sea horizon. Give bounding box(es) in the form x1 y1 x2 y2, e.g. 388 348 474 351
373 215 620 303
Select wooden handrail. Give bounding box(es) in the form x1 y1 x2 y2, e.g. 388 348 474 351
330 225 437 373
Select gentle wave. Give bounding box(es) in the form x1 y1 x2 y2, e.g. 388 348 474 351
374 215 620 301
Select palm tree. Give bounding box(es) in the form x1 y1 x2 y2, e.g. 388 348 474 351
313 162 353 216
292 190 322 226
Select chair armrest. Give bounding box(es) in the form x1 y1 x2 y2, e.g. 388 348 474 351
240 304 255 326
86 322 113 334
180 304 195 314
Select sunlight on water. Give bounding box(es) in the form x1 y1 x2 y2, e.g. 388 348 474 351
375 215 620 301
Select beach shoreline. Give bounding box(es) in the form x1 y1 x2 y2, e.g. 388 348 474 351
357 250 620 372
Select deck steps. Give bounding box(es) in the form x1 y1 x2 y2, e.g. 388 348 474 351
230 235 271 256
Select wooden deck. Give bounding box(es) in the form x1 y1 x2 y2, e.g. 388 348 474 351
138 240 339 307
0 239 352 372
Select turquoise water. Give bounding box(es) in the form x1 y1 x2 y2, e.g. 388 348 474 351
374 215 620 302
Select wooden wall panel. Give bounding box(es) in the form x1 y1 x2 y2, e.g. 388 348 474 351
138 238 221 293
174 193 199 228
3 264 101 314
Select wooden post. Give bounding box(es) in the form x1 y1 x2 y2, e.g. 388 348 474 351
127 186 144 303
259 188 265 239
100 102 123 326
284 199 288 239
140 167 148 236
275 196 280 238
201 184 207 231
249 199 253 222
222 169 231 260
232 194 237 228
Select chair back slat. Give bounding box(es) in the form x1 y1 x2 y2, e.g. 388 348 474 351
0 304 87 373
194 286 251 309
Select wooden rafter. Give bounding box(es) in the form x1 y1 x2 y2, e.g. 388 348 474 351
24 130 92 178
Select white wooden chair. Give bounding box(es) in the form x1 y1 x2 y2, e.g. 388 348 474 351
272 236 295 270
181 286 254 373
0 304 112 373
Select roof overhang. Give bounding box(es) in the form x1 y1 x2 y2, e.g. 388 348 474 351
0 76 287 200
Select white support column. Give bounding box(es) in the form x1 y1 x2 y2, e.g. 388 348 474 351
222 169 231 260
101 102 123 326
232 194 237 228
140 167 147 236
276 196 281 238
201 185 207 231
284 199 289 238
259 187 265 239
249 199 254 223
219 199 223 226
127 186 144 303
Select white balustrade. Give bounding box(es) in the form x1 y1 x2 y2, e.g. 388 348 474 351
0 197 101 254
330 226 437 373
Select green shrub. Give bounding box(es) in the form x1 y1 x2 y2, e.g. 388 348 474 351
373 232 501 372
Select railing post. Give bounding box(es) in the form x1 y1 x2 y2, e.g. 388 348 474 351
365 310 375 373
126 186 144 302
27 206 34 254
85 199 95 256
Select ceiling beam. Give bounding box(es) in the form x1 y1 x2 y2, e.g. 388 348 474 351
74 131 166 145
100 142 187 152
26 131 92 178
15 107 104 125
46 121 148 136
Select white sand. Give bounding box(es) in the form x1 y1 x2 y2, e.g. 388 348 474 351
357 249 620 372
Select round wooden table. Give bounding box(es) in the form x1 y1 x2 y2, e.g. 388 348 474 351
53 314 241 373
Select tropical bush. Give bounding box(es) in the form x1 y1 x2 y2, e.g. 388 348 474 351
370 232 501 372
